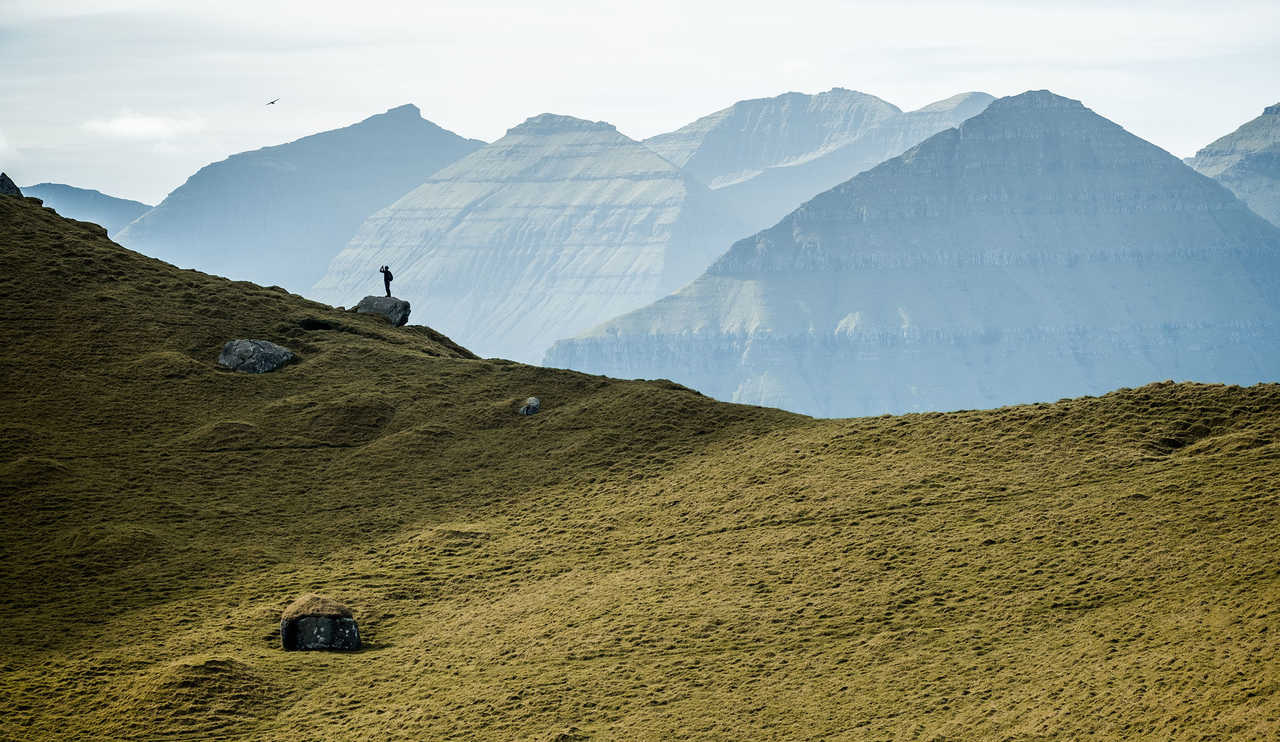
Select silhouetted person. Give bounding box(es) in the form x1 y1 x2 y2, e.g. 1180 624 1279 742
379 265 393 297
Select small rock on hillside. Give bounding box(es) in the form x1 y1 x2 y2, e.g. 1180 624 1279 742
280 594 361 651
518 397 541 415
217 339 296 373
356 296 411 326
0 173 21 197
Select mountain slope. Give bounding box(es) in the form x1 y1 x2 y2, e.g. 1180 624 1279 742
643 88 903 188
645 89 994 233
114 105 483 294
1188 103 1280 226
4 189 1280 741
548 91 1280 417
312 114 747 363
21 182 151 235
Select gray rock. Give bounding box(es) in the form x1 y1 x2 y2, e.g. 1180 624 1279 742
356 295 411 326
279 593 361 651
518 397 541 415
217 339 296 373
0 173 21 197
280 615 362 651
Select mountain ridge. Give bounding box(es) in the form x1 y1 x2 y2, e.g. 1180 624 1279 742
1188 102 1280 226
115 104 483 294
548 90 1280 416
312 112 747 363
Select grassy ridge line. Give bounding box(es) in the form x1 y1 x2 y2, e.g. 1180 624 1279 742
1 195 1278 739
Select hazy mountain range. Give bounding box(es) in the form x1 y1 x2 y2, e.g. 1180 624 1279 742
312 113 747 362
20 183 151 236
115 104 482 293
316 89 993 362
1188 102 1280 227
546 91 1280 417
647 88 995 233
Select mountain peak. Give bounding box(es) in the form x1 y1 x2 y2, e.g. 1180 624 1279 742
383 103 421 117
912 91 996 114
507 114 617 136
988 90 1085 112
1263 103 1280 116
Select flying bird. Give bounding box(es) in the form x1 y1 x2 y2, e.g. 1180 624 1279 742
266 98 280 105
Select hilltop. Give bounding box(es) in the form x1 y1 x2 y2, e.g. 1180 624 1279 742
20 182 151 236
1 195 1277 739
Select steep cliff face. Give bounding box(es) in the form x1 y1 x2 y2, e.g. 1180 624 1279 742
312 114 746 363
645 89 994 233
20 183 151 236
547 91 1280 417
115 105 482 294
1188 103 1280 227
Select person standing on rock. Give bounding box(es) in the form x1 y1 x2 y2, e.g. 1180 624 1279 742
379 265 393 297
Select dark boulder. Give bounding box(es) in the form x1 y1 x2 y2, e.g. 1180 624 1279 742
518 397 541 415
0 173 21 197
280 594 361 651
217 339 296 373
356 296 411 326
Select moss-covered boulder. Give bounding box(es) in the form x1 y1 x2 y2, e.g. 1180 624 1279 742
280 594 361 651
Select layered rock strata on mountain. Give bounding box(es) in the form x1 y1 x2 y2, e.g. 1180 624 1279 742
312 114 747 363
645 89 994 233
1188 103 1280 227
116 105 482 294
21 183 151 236
547 91 1280 417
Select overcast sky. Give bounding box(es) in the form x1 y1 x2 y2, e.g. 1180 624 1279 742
2 0 1277 204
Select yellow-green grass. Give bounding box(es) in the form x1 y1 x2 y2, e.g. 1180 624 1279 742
1 195 1277 740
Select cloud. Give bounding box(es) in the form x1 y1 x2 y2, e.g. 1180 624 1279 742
83 112 204 141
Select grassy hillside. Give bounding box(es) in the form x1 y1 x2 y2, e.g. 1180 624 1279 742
1 194 1277 740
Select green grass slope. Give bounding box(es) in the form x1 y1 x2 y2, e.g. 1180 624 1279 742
1 195 1277 740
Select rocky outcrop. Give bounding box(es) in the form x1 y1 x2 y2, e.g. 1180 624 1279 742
115 105 483 294
518 397 540 415
1188 103 1280 227
313 114 746 363
356 296 411 326
547 91 1280 417
0 173 21 197
217 339 296 373
645 89 994 233
21 183 150 236
280 594 361 651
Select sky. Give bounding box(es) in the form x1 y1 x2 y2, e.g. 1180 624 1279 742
2 0 1278 204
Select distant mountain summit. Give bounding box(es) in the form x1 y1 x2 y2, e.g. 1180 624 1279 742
312 112 746 363
644 88 902 188
548 90 1280 416
22 183 151 236
1188 103 1280 226
115 105 482 293
645 89 994 232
